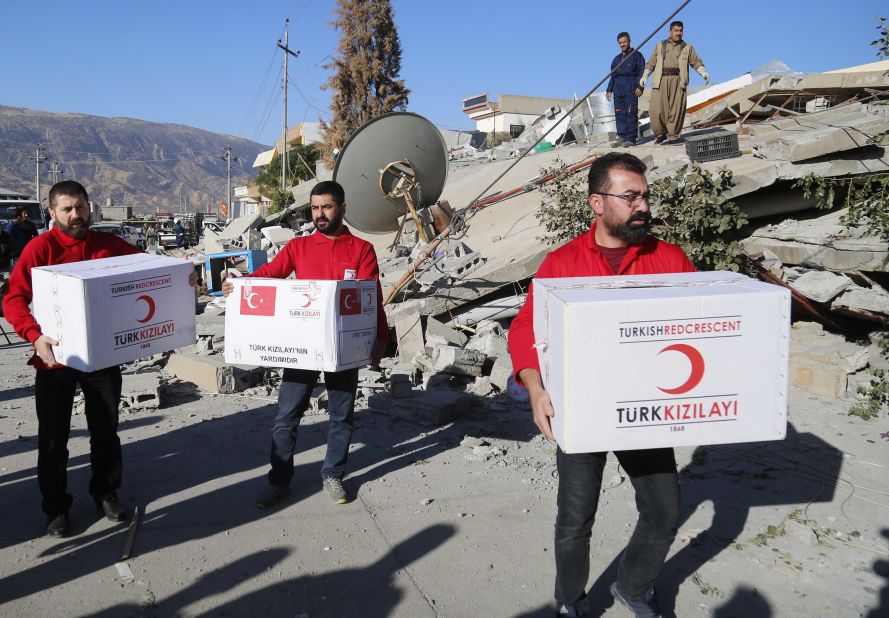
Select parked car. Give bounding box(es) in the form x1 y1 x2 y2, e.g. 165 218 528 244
90 222 139 246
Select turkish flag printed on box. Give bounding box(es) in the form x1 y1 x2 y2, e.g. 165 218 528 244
339 288 361 315
240 285 277 316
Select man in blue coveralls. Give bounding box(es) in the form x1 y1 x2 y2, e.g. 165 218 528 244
606 32 646 148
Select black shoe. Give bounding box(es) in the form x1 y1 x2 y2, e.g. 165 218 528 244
46 512 70 537
654 135 666 144
556 604 583 617
255 485 289 509
610 581 661 618
96 494 129 522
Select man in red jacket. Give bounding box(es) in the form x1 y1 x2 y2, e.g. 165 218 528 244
223 180 389 508
3 180 198 538
508 153 695 618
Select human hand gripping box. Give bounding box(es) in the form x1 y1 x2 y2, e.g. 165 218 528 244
532 271 790 454
224 278 377 372
31 254 197 372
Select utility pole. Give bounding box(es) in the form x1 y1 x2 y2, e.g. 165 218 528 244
277 18 300 192
222 145 237 222
48 161 63 184
30 144 46 203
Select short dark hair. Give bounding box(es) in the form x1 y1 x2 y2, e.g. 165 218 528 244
617 32 630 41
310 180 345 205
670 20 684 30
49 180 89 209
587 152 647 197
12 206 26 218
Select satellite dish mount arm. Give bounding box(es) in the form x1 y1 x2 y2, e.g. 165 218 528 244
379 160 429 243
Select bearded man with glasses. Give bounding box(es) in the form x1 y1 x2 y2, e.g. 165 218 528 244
509 152 696 617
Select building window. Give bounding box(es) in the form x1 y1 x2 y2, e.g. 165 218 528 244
510 124 525 139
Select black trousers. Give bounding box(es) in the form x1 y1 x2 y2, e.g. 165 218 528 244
554 446 680 610
35 366 123 518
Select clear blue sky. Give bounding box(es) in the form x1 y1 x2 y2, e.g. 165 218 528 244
1 0 886 149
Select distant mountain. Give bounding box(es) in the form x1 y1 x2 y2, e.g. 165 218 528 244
0 105 269 214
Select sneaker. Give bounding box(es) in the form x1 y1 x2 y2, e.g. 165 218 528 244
654 135 666 144
255 484 289 509
664 135 683 145
610 581 661 618
611 139 623 148
556 604 583 617
96 494 129 522
46 512 70 537
323 477 348 504
621 140 636 148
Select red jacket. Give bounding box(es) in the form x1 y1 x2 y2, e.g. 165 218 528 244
508 222 696 381
249 228 389 341
2 227 142 368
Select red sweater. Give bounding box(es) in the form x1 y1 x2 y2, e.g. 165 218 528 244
249 228 389 341
508 222 696 382
3 227 142 367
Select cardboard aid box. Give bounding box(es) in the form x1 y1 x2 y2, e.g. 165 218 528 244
32 254 197 372
224 278 378 372
533 271 790 454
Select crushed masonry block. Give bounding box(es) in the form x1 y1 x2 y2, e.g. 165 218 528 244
832 287 889 316
789 357 850 399
392 302 425 363
387 363 421 386
790 271 853 303
867 332 889 371
424 335 452 359
120 369 163 411
467 376 494 397
166 351 263 394
425 316 468 347
368 390 472 426
789 324 870 397
465 331 508 359
489 355 513 391
390 374 413 398
846 371 875 401
433 347 486 376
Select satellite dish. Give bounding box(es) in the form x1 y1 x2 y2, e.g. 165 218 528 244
333 112 448 235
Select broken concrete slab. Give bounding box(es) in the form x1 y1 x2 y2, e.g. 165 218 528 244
217 213 263 241
425 316 468 347
789 322 870 397
390 374 413 398
166 352 264 394
391 301 425 363
790 271 854 303
489 355 513 391
260 225 297 248
368 390 472 426
832 287 889 316
432 347 486 377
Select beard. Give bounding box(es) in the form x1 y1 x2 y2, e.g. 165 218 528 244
313 211 344 235
55 215 90 240
603 210 651 245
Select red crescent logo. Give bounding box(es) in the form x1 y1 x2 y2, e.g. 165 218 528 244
301 293 313 308
657 343 705 395
136 294 156 323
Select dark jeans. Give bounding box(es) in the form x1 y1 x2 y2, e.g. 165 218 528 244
554 446 679 611
613 88 639 144
268 367 359 486
35 366 123 518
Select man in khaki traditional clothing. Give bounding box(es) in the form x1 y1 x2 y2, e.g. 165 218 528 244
639 21 709 144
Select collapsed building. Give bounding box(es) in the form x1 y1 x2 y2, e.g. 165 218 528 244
143 59 888 423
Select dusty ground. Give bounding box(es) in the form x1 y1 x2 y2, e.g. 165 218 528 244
0 318 886 617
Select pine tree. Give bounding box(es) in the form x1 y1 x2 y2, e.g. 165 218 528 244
320 0 410 163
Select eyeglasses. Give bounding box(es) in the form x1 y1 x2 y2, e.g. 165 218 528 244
594 192 651 208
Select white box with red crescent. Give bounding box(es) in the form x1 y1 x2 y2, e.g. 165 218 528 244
31 254 197 372
532 271 790 454
224 278 378 372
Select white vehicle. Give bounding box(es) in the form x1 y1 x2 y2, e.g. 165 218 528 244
90 222 139 246
0 189 48 232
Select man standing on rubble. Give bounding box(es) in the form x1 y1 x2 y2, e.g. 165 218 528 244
606 32 646 147
222 180 389 507
639 21 709 144
509 153 695 617
2 180 199 537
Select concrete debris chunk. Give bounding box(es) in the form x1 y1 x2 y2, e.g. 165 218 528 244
391 302 425 363
120 368 163 411
424 335 453 360
425 316 468 347
489 355 514 391
789 323 870 397
789 271 854 303
217 213 263 241
832 287 889 316
467 376 494 397
433 346 486 377
389 373 413 398
465 330 508 359
166 352 264 394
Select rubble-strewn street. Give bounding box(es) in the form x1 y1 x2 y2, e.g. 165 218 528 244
0 316 886 616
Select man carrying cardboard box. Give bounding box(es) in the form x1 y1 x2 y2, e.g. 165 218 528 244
2 180 198 538
508 153 696 617
222 180 388 507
